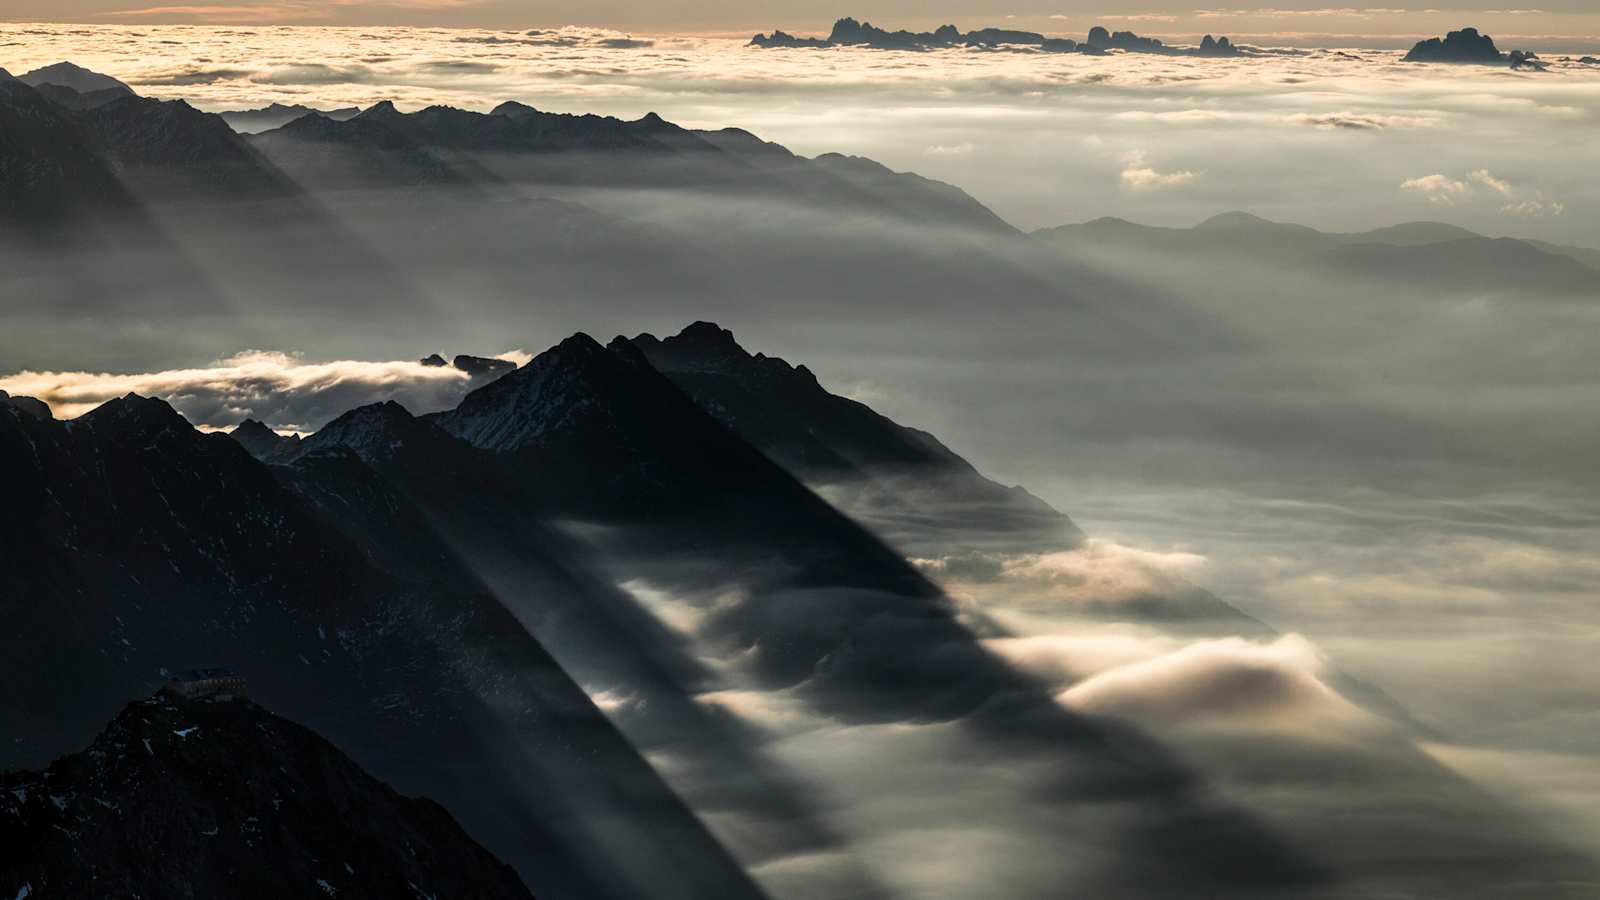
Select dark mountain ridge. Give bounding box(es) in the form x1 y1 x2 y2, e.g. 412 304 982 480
416 331 1354 898
628 322 1077 549
266 400 891 897
0 694 534 900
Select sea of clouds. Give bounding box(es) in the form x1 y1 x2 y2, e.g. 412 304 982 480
3 20 1598 237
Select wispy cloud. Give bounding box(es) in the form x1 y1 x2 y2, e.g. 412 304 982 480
1399 172 1469 203
102 0 483 22
1120 150 1200 190
1501 198 1565 217
102 4 323 21
1470 168 1514 196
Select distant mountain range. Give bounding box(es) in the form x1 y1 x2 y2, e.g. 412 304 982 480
752 17 1242 57
0 695 533 900
0 64 1014 237
218 101 361 133
1036 210 1600 295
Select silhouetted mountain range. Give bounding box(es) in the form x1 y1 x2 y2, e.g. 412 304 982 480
752 18 1241 57
0 62 1014 236
247 98 1015 232
0 695 534 900
219 101 361 133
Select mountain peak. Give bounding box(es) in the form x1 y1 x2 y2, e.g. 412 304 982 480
1196 210 1274 229
357 99 402 119
76 393 190 434
228 418 305 463
306 400 434 463
432 330 668 457
18 61 134 96
679 319 738 343
1403 26 1506 63
489 100 540 118
652 321 745 365
634 111 671 128
544 329 604 357
604 334 655 369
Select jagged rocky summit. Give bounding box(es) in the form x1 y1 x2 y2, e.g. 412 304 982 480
420 352 518 380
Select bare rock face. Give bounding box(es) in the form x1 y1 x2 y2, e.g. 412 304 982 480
0 695 535 900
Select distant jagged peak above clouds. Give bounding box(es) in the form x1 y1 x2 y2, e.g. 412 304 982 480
1403 26 1546 68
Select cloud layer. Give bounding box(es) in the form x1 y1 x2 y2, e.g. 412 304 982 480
0 350 524 430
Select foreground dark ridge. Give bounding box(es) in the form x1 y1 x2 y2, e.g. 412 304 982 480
0 392 770 900
5 320 1595 897
0 694 534 900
